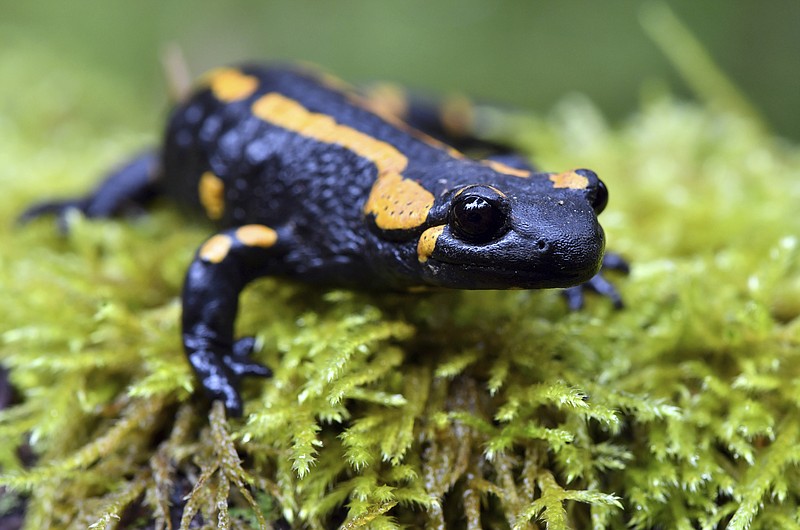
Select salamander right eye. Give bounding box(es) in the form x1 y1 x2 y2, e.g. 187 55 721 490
449 188 508 243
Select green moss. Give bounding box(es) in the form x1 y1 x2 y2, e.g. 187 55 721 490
2 15 800 530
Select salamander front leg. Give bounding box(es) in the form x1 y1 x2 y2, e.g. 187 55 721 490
563 252 629 310
182 224 288 416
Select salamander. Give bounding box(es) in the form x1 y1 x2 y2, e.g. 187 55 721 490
21 64 616 416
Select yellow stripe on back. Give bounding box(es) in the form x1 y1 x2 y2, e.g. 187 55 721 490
252 93 407 173
251 92 435 231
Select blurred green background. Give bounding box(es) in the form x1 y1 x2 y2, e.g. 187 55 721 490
1 0 799 138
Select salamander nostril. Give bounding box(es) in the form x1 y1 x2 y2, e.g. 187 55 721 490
536 239 547 251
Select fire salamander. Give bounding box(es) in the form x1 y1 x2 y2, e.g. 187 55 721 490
21 64 620 416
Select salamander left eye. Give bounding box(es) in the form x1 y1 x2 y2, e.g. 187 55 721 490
450 193 508 243
590 179 608 214
575 169 608 215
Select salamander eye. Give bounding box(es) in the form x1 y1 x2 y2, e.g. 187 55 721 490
590 179 608 214
450 190 508 243
575 169 608 215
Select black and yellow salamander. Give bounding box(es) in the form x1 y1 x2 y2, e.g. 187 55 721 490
21 64 619 416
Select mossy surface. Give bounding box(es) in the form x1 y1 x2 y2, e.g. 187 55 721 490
2 25 800 530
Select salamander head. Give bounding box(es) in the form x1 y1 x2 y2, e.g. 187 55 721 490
416 168 608 289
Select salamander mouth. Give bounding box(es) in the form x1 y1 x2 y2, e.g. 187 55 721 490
422 255 596 289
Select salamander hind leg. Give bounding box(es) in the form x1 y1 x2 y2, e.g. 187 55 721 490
19 151 162 226
483 152 535 172
362 83 532 164
182 224 291 416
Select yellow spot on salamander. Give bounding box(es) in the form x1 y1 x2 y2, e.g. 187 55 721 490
206 68 259 102
441 94 474 138
199 234 233 264
199 171 225 220
363 82 410 120
235 224 278 248
366 173 435 230
295 62 356 93
251 92 435 231
549 171 589 190
482 159 531 178
417 225 445 263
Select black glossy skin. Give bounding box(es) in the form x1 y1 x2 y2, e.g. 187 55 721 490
22 64 612 415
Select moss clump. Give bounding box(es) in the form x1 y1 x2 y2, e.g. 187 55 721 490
2 19 800 530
